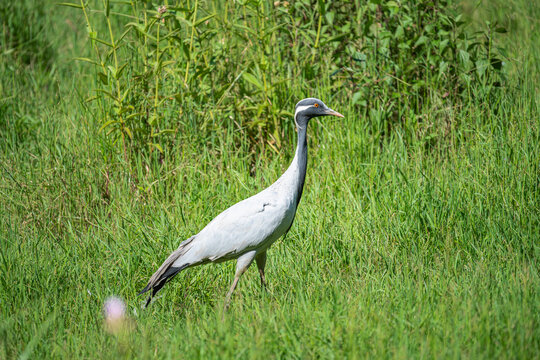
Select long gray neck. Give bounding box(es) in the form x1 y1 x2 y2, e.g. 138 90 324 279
271 116 310 207
291 120 308 206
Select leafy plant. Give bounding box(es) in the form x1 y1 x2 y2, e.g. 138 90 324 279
65 0 506 161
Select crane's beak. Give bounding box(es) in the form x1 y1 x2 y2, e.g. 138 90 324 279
324 108 344 118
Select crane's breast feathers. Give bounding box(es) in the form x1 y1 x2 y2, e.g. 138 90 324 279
189 193 296 262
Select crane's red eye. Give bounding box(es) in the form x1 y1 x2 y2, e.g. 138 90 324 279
313 103 319 107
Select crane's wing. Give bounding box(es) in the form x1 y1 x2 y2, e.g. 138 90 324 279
176 189 296 266
139 188 296 306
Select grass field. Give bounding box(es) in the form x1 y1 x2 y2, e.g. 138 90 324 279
1 0 539 358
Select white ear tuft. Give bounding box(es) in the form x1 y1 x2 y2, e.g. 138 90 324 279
294 105 312 129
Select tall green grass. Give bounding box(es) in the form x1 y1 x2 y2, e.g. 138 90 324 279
0 0 538 358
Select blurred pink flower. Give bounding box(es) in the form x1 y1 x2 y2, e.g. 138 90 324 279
103 296 132 335
104 296 126 321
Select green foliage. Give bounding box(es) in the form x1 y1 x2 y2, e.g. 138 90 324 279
0 0 56 68
338 1 507 125
1 0 538 358
71 0 505 160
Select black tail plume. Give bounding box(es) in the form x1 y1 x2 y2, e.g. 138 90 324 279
139 236 195 307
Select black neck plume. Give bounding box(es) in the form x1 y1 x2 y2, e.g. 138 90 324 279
294 117 309 206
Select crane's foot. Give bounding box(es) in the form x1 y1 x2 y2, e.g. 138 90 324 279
223 294 233 312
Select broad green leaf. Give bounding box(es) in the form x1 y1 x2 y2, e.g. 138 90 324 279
352 92 363 105
194 14 216 27
152 129 176 137
92 37 114 47
124 127 132 139
125 112 144 120
148 143 163 153
243 73 263 91
73 57 100 66
95 88 116 100
55 2 82 9
115 63 128 79
458 49 471 66
98 72 108 85
414 36 427 48
99 119 118 132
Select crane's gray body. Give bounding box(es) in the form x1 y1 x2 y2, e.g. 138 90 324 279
139 98 342 307
175 136 306 267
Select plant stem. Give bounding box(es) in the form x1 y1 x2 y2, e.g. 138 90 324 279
153 19 161 131
312 10 322 63
184 0 199 86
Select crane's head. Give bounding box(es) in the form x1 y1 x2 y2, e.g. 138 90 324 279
294 98 344 129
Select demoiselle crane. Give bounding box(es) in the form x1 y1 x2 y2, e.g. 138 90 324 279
139 98 344 309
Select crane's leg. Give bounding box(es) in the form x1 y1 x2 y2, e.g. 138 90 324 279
223 251 256 312
255 251 267 290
